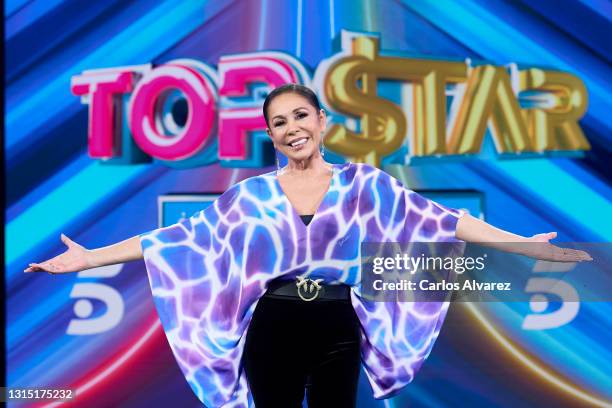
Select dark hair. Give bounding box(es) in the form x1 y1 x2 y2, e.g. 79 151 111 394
262 83 321 126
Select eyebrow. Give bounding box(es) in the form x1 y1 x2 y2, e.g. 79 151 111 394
271 107 309 121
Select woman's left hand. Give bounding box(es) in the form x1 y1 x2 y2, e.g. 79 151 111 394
523 232 593 262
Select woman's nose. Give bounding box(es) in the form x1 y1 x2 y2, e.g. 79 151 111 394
286 119 300 135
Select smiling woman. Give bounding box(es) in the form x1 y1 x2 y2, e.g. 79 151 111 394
25 84 591 408
245 85 361 406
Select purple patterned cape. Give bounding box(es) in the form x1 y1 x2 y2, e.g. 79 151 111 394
139 163 464 407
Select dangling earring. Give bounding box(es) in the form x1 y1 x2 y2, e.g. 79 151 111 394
275 148 284 174
320 132 325 158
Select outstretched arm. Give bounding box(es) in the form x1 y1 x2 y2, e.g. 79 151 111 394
24 234 143 274
455 214 592 262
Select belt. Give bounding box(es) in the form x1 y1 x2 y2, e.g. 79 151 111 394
264 277 351 302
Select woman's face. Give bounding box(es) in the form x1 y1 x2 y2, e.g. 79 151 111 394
266 92 326 163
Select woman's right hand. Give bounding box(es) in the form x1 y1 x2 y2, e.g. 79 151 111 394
24 234 94 274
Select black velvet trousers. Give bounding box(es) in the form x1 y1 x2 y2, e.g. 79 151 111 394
243 295 362 407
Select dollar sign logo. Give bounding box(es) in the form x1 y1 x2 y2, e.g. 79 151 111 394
323 36 406 166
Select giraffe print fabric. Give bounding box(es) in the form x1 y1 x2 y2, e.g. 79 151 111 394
139 162 465 407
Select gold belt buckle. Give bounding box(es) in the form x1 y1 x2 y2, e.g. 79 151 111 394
296 277 324 302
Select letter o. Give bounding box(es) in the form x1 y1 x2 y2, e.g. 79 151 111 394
129 64 216 160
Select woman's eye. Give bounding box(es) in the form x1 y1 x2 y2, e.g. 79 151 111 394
296 112 308 119
273 121 285 127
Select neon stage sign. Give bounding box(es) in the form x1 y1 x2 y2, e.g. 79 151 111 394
71 31 590 168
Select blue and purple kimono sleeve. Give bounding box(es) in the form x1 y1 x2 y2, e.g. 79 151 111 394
138 185 253 408
349 165 466 399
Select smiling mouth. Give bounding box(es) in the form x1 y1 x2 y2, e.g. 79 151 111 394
287 137 308 147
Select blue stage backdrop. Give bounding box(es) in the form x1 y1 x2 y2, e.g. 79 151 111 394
5 1 611 407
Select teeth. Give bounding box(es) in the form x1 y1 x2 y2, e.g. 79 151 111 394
290 138 307 147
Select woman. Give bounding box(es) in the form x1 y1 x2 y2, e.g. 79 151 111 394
25 84 591 407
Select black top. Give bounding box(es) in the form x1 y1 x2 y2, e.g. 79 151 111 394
300 214 314 226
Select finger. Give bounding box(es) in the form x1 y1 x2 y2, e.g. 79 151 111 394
571 249 588 261
33 262 55 272
61 233 72 247
34 264 47 272
558 248 588 262
24 264 42 272
531 233 556 244
578 250 593 261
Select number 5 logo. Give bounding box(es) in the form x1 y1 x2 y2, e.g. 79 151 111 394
522 260 579 330
67 265 124 335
